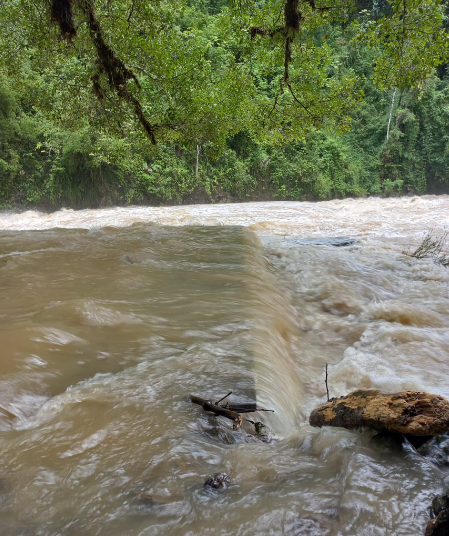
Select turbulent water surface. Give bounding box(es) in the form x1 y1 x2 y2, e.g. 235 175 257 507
0 196 449 536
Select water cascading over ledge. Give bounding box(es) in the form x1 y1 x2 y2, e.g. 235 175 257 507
0 224 302 433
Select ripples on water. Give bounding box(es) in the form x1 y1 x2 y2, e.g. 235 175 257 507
0 196 449 535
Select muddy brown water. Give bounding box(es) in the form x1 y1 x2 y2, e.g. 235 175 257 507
0 197 449 535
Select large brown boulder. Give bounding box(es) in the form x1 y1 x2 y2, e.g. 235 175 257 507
309 390 449 436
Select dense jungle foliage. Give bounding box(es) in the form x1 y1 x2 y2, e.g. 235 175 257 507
1 0 449 208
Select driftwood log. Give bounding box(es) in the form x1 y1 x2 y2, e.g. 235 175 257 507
309 390 449 436
190 394 273 431
190 395 243 430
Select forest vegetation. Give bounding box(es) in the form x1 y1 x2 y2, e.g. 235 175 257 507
1 0 449 208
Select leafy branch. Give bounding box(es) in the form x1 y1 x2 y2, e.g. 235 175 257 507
50 0 157 143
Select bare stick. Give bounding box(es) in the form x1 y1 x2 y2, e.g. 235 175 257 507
215 391 232 406
408 228 449 265
226 404 274 413
325 364 330 402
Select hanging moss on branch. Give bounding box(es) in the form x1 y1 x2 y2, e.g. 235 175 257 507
49 0 157 143
248 0 333 118
50 0 76 39
249 0 302 83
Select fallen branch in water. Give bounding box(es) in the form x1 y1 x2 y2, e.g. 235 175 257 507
189 394 274 431
407 228 449 266
223 403 274 413
325 363 330 402
190 395 243 430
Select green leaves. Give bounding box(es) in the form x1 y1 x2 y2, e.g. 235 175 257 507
2 0 449 206
358 0 449 91
2 0 449 143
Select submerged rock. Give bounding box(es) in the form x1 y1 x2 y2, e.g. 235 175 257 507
204 473 231 490
121 254 135 264
136 492 159 507
309 390 449 436
419 434 449 468
425 495 449 536
430 495 449 518
287 236 356 247
284 515 332 536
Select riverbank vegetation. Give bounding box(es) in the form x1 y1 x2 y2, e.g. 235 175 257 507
1 0 449 209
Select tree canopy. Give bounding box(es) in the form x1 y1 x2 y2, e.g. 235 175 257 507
2 0 448 146
1 0 449 208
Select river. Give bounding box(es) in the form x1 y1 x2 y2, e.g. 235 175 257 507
0 196 448 535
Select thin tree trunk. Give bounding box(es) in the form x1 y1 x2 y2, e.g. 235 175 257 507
195 144 201 179
386 88 397 142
